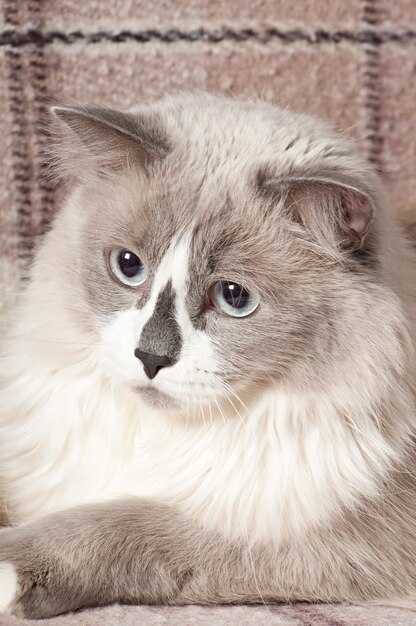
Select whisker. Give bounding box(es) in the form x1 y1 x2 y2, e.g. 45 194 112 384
208 402 214 429
214 397 227 428
219 387 248 432
219 378 249 412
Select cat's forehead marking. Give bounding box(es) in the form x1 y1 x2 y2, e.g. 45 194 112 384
152 229 192 295
135 228 195 341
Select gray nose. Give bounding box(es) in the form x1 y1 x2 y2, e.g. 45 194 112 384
134 349 173 380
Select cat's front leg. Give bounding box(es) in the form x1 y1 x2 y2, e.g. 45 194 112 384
0 498 238 619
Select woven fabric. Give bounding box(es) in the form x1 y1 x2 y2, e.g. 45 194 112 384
1 603 416 626
1 0 416 268
0 0 416 624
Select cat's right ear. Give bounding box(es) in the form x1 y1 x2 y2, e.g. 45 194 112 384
49 104 170 181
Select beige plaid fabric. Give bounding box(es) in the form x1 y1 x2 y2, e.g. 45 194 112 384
1 0 416 268
0 0 416 624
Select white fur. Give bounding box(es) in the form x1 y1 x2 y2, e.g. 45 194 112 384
0 562 18 613
0 353 405 543
0 276 410 543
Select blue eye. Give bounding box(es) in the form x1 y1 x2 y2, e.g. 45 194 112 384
211 281 259 318
109 248 147 287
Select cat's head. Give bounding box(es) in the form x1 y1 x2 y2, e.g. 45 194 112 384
50 94 391 414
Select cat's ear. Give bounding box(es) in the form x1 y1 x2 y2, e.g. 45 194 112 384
50 104 170 180
261 175 375 251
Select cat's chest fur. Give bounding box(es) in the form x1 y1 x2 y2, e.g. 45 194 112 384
0 353 395 544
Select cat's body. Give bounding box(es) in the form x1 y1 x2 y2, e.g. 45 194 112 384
0 94 415 618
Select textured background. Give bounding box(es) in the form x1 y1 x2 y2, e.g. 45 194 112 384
1 0 416 270
0 0 416 272
1 0 416 624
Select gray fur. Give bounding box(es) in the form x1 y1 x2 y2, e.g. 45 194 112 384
136 281 182 372
51 104 170 177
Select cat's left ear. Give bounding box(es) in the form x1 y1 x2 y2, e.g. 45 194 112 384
261 175 376 251
50 104 170 180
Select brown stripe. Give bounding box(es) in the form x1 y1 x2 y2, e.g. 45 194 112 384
3 0 35 268
1 28 416 47
27 0 55 232
2 0 55 271
3 46 35 268
361 0 384 175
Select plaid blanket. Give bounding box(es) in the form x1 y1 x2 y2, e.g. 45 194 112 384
0 0 416 624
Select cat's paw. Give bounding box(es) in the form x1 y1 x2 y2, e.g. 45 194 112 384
0 527 52 619
0 561 19 614
0 528 27 617
0 524 79 619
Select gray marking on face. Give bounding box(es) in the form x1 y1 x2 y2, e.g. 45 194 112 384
137 281 182 365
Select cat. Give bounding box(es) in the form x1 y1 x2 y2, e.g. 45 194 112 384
0 93 415 619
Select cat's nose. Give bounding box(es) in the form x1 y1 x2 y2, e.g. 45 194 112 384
134 349 173 380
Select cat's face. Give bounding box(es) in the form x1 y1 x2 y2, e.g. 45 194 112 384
78 173 327 412
53 95 380 413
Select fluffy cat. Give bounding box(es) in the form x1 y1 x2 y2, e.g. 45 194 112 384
0 93 415 618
